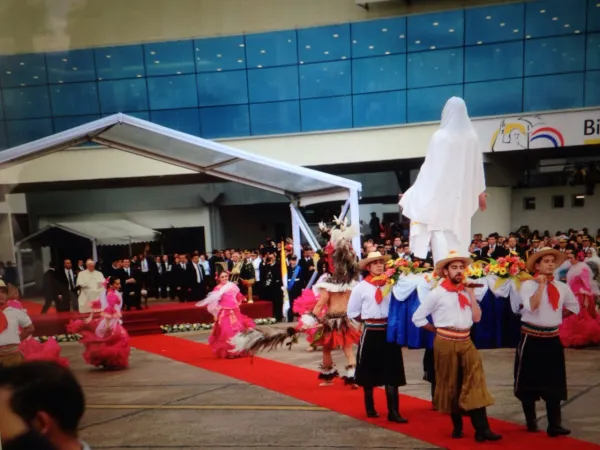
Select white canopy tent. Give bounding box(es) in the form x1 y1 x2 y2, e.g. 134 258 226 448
0 113 362 270
14 220 161 294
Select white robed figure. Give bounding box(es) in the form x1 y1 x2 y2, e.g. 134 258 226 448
76 259 105 313
399 97 487 264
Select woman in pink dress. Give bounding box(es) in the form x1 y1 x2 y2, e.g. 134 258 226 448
196 271 256 359
67 276 130 369
560 259 600 348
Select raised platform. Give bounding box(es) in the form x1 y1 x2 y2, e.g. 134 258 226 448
20 300 273 337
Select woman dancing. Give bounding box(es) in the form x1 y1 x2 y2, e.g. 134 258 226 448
67 276 130 369
196 271 256 359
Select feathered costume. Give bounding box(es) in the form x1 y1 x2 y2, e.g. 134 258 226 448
67 284 130 369
8 300 69 367
196 281 256 358
230 217 361 385
560 259 600 347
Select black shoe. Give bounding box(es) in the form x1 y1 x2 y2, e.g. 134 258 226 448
385 385 408 424
363 387 379 418
470 408 502 442
451 413 463 439
522 401 539 432
546 400 571 437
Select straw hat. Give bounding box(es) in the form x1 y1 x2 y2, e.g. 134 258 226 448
526 247 567 273
359 251 391 270
434 251 473 277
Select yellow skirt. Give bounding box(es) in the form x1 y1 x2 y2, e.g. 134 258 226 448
433 335 494 414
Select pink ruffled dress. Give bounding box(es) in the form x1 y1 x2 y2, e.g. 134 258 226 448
8 300 69 367
67 289 130 369
560 263 600 348
196 282 256 359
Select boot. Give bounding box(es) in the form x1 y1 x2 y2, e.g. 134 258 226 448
546 400 571 437
522 401 539 432
430 382 437 411
469 408 502 443
363 387 379 418
451 413 464 439
385 385 408 424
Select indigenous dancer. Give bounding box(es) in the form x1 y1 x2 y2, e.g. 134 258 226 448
348 251 408 423
559 257 600 347
301 228 361 386
399 97 487 263
67 276 130 369
515 248 580 436
0 281 34 367
196 271 256 359
412 252 500 442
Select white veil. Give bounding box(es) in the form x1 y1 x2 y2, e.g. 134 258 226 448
399 97 486 251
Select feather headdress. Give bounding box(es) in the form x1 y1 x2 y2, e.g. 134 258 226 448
316 215 359 289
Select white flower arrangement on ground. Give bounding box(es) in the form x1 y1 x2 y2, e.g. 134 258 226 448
33 318 278 341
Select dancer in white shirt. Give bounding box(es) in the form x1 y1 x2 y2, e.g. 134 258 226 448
516 248 579 437
413 251 501 442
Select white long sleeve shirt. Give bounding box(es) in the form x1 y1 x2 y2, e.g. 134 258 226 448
347 281 391 320
412 285 474 330
519 279 579 327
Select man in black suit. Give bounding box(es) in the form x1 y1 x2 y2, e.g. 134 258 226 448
54 259 78 312
286 255 303 322
41 261 64 314
173 254 190 302
150 255 167 299
188 254 207 302
260 249 283 322
298 247 315 287
480 233 507 260
120 258 142 310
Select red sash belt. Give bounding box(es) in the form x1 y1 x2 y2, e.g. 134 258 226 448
436 327 470 341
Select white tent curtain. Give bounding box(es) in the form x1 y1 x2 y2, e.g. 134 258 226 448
55 220 159 246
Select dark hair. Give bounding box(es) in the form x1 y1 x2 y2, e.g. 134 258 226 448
289 255 298 261
107 275 120 288
0 362 85 435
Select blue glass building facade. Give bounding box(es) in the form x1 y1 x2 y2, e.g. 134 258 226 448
0 0 598 149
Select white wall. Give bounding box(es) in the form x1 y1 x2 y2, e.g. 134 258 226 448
511 185 600 233
472 186 512 237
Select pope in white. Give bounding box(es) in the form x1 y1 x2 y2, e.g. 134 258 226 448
399 97 487 264
76 259 105 313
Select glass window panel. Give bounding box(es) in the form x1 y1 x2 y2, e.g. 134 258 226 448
46 49 96 84
150 108 201 136
103 111 150 120
247 66 299 103
585 70 600 106
524 35 585 76
523 72 584 111
351 17 407 58
199 105 250 138
465 41 523 82
465 3 525 45
300 96 352 132
195 35 247 73
299 61 351 99
0 125 7 150
98 79 148 113
245 30 298 68
587 33 600 70
94 45 145 80
407 48 463 89
353 90 407 128
197 70 248 107
352 54 406 94
144 40 195 76
6 118 53 147
407 10 464 52
250 101 301 135
407 84 464 123
298 24 351 64
49 82 100 116
0 91 3 121
0 53 47 88
464 79 523 117
589 0 600 33
53 114 101 133
525 0 587 39
3 86 51 120
147 74 198 110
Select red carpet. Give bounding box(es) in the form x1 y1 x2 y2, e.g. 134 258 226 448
130 334 600 450
22 300 272 337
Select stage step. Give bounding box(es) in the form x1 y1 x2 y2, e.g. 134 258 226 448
122 317 161 337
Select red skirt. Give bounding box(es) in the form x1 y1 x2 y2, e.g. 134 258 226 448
314 313 361 350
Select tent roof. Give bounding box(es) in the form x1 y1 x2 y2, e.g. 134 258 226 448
0 114 361 205
17 220 160 246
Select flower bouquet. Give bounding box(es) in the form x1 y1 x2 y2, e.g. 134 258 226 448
484 252 531 291
385 258 427 284
465 261 486 279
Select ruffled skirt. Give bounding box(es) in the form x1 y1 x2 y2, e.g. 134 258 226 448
313 313 361 350
209 308 256 359
559 294 600 348
19 337 69 367
67 319 130 369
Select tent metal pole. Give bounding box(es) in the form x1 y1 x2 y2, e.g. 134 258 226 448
128 237 132 256
290 203 301 257
349 189 362 258
16 244 24 295
92 239 98 262
339 198 351 221
290 205 321 251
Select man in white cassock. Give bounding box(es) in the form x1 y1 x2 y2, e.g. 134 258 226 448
76 259 105 313
399 97 487 264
